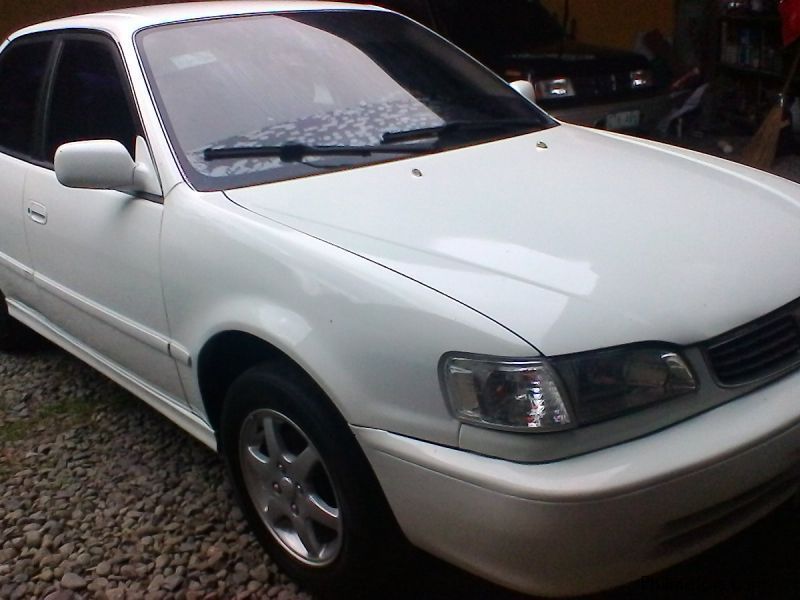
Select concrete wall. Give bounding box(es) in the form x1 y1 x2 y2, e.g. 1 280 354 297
540 0 676 51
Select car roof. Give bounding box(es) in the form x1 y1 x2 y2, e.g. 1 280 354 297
8 1 383 41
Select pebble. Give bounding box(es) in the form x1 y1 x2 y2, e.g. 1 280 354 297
96 561 111 577
60 572 86 590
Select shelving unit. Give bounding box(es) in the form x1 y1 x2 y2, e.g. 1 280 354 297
719 14 783 77
715 12 788 130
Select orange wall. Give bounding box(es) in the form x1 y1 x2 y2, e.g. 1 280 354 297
540 0 676 51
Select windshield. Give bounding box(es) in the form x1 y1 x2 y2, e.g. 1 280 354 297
136 10 555 191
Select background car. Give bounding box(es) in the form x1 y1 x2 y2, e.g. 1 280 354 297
366 0 673 131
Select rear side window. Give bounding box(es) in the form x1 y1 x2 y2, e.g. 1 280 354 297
45 38 138 162
0 39 51 157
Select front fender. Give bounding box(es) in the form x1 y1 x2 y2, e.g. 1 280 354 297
160 185 535 447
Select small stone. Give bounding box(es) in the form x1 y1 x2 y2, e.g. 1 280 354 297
24 531 42 548
60 572 87 590
149 574 165 592
137 525 160 537
250 564 269 583
233 562 248 575
10 583 29 600
43 591 75 600
163 574 183 591
232 570 248 585
95 561 111 577
39 568 53 582
120 565 137 578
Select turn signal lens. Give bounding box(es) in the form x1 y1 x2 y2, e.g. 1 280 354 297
442 356 573 431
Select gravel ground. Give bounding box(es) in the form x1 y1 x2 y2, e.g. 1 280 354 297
0 342 312 600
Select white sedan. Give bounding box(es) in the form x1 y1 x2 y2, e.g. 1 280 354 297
1 2 800 597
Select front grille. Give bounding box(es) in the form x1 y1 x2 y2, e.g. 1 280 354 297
706 313 800 386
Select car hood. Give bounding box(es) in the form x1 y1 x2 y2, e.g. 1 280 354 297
225 125 800 356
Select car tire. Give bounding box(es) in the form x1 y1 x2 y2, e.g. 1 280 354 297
220 362 407 598
0 291 33 352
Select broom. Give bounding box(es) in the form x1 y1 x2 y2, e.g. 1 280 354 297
740 41 800 170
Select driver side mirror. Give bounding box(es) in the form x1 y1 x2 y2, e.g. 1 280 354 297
510 80 536 104
54 137 162 197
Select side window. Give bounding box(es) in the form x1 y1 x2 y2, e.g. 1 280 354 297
0 39 51 158
45 38 139 162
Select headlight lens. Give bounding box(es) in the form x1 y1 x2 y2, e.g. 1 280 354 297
534 77 576 100
553 347 696 425
442 347 697 432
630 69 654 89
442 356 573 431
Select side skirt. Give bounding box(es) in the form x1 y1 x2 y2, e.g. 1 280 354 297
6 297 217 451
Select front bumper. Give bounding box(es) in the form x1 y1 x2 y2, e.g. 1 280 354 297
547 91 676 132
355 367 800 597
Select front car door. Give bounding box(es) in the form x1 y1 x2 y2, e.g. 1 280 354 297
22 31 185 401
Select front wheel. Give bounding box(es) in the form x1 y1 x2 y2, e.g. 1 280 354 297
220 363 406 597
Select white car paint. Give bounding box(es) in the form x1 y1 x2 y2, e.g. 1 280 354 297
227 124 800 356
1 3 800 597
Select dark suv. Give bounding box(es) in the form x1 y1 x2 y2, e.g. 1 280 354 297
368 0 673 131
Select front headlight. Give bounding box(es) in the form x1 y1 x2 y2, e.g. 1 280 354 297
630 69 654 89
441 347 697 432
534 77 576 100
553 347 696 425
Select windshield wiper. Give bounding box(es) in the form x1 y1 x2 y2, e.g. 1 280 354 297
381 119 547 144
203 142 430 162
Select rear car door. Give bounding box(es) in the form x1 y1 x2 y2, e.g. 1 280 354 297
22 32 185 402
0 36 52 308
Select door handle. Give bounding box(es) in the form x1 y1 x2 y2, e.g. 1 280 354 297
27 202 47 225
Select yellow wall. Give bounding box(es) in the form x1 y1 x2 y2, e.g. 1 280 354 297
2 1 677 47
540 0 676 51
0 0 207 40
